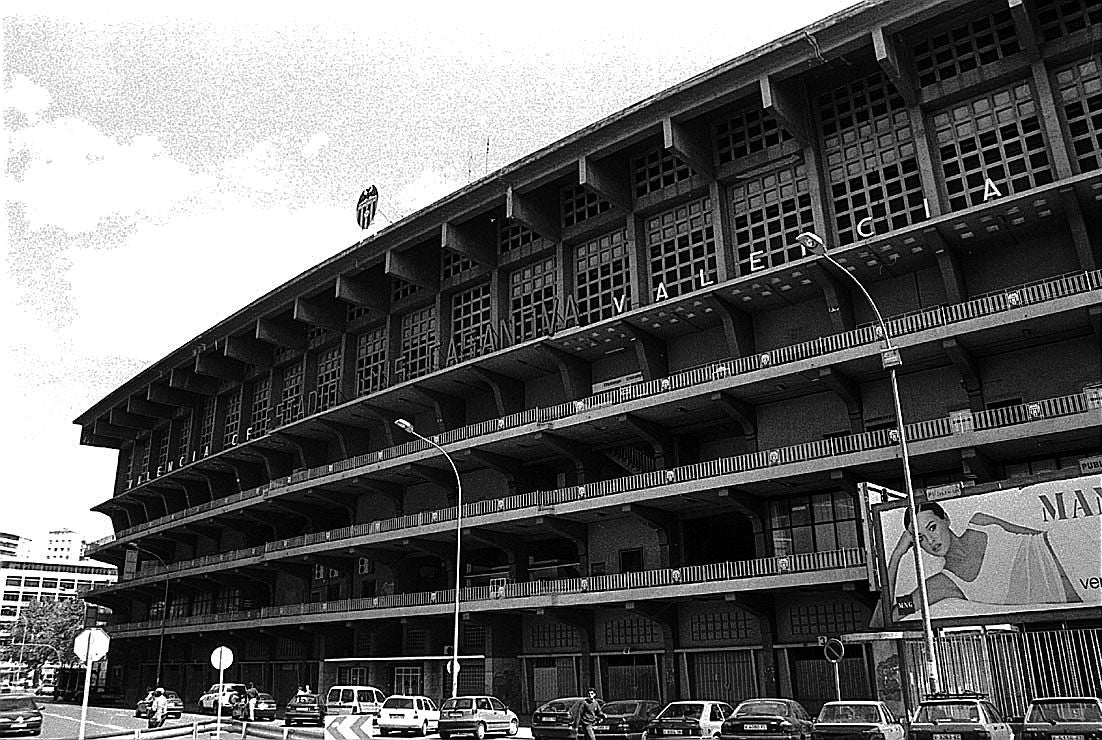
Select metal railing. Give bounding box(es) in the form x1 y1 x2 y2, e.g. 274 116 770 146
90 269 1100 553
109 547 867 634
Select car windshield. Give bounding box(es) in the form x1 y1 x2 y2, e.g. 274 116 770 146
660 704 704 720
258 694 274 701
737 701 789 717
915 704 981 723
166 692 180 700
290 696 318 706
604 702 641 717
819 705 881 723
541 699 582 712
1026 701 1102 723
385 698 415 709
0 697 37 712
443 698 474 711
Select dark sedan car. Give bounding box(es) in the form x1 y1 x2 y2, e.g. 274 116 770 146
135 690 184 720
594 700 663 740
533 697 597 740
0 695 43 737
720 699 814 740
1020 697 1102 740
285 694 326 727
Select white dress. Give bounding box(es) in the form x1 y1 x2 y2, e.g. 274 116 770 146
940 520 1068 604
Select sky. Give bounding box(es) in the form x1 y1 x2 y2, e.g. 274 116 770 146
1 0 859 553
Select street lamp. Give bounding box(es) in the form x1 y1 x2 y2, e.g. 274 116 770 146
129 544 170 687
796 231 941 693
394 418 464 698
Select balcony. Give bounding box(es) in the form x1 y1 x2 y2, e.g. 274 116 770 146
106 547 867 637
86 268 1102 557
83 388 1100 598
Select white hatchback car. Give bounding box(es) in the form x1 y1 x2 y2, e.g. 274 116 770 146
813 701 906 740
198 683 247 713
379 695 440 736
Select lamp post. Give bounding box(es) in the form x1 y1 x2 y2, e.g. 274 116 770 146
394 418 463 699
796 231 941 693
129 544 170 687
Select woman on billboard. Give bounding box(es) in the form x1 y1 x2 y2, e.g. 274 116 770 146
886 502 1082 616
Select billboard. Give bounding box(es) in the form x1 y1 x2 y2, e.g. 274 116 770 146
875 475 1101 623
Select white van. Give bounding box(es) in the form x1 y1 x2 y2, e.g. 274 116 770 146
326 685 386 715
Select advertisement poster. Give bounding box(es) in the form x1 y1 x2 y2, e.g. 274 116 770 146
876 475 1101 623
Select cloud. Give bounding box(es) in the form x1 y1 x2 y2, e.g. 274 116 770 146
2 73 51 124
8 116 213 234
302 131 329 158
390 166 468 221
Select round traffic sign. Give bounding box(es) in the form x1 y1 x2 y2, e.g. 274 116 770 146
446 658 460 674
823 638 845 664
210 646 234 670
73 628 110 662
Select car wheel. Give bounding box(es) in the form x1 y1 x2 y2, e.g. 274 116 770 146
440 732 451 739
420 722 430 737
475 722 487 740
509 719 519 737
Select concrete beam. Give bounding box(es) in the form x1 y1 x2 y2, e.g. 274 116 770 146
540 346 591 400
1008 0 1039 60
169 367 220 395
872 27 917 107
442 221 496 268
942 338 984 411
109 408 158 430
255 317 307 350
294 296 346 333
662 117 714 180
760 75 810 146
335 273 389 314
623 324 668 380
127 397 176 421
471 367 525 418
714 298 755 358
579 155 630 213
385 247 439 291
506 185 560 242
195 351 248 381
413 387 465 434
617 413 670 468
710 391 757 443
224 335 274 368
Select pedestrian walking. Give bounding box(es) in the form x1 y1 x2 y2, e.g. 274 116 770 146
246 682 259 721
150 687 169 729
574 688 605 740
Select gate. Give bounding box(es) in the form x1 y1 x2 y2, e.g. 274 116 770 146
686 650 757 703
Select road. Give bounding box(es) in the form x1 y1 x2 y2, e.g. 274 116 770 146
34 702 537 740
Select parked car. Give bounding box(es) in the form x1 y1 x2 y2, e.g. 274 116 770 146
812 701 905 740
325 685 387 716
135 690 184 720
198 683 247 713
909 692 1012 740
0 694 43 737
31 686 53 699
230 692 278 721
594 699 663 740
1019 696 1102 740
379 695 440 736
533 696 601 740
438 695 520 739
643 701 735 740
284 694 326 727
721 699 813 740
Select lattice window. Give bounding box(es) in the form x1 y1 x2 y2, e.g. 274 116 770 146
646 196 717 298
251 377 271 436
1054 58 1102 173
933 82 1053 211
913 9 1020 88
604 617 658 646
689 611 751 642
222 389 242 447
315 345 343 413
347 303 371 323
730 163 815 274
392 277 423 302
215 586 241 613
273 345 298 365
633 148 692 198
156 428 170 472
443 250 475 280
176 411 192 461
714 108 792 165
450 283 491 363
1035 0 1101 43
818 72 925 246
562 184 613 228
307 326 334 350
400 305 437 381
138 437 151 480
123 445 134 486
355 326 388 396
463 624 487 652
789 601 863 637
278 360 305 426
404 629 427 654
510 256 558 342
575 228 630 324
531 622 577 649
198 396 216 453
498 220 549 259
770 490 858 557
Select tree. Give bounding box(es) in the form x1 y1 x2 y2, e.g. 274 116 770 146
4 599 87 675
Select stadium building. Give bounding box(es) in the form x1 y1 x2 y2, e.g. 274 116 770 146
79 0 1100 717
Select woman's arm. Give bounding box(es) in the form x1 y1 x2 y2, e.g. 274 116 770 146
969 511 1042 535
886 530 913 601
